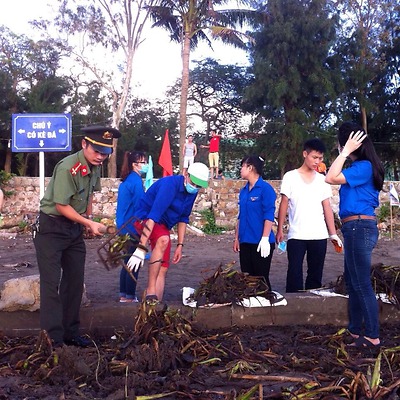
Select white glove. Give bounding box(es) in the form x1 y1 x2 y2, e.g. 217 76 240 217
127 248 146 272
329 234 343 248
257 237 271 258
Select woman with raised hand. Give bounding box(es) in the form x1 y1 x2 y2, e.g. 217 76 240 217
325 122 385 348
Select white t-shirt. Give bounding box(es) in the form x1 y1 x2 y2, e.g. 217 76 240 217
280 169 332 240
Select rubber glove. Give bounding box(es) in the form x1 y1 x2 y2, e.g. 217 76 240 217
329 234 343 248
257 237 271 258
127 248 146 272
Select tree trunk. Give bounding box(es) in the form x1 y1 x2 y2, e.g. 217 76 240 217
360 106 368 133
3 148 12 173
179 34 191 172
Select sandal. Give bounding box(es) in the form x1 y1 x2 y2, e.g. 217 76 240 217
348 336 380 348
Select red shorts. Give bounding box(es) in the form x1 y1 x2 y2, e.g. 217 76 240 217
134 220 171 268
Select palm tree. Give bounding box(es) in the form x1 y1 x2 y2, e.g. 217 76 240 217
147 0 258 169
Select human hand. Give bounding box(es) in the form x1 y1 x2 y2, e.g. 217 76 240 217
341 130 367 158
172 245 183 264
257 237 270 258
127 248 146 272
88 221 107 236
275 231 284 244
330 234 343 253
233 238 240 253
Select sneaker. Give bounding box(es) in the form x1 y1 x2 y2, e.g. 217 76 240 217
64 336 93 347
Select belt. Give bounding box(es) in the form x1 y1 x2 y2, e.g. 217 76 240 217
341 215 376 224
42 212 78 224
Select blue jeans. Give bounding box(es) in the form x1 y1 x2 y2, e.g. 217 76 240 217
286 239 327 292
341 219 379 339
119 243 139 299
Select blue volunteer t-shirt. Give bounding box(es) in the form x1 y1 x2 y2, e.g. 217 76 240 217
135 175 197 229
116 171 144 234
238 176 276 244
340 160 380 219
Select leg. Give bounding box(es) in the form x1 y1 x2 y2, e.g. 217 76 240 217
59 225 86 341
124 243 139 299
239 243 255 275
156 266 168 300
208 153 214 178
286 239 307 292
342 220 379 340
304 239 327 290
214 152 220 178
252 242 275 291
119 268 127 299
146 234 170 297
34 230 65 344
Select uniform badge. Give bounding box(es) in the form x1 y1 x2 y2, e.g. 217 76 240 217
103 131 113 139
70 162 82 176
81 165 89 176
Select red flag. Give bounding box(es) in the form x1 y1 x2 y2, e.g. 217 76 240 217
158 129 173 177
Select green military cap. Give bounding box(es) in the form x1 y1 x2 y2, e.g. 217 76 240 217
81 125 121 154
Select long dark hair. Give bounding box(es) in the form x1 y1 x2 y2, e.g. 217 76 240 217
338 122 384 190
120 151 146 182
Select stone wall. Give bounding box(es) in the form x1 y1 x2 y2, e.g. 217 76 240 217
1 176 398 230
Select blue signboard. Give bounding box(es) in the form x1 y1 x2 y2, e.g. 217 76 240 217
12 113 72 152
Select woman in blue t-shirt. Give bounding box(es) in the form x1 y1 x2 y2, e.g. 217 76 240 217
326 122 384 348
116 150 148 303
233 155 276 290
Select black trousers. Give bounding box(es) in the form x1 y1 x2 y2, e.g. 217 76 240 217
286 238 327 293
34 212 86 343
239 242 275 290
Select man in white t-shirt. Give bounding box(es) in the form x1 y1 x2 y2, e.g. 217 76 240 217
276 138 342 292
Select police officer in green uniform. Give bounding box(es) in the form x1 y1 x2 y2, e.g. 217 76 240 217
34 125 121 347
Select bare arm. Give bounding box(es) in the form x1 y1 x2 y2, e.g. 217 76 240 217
233 220 240 252
172 222 186 264
139 218 155 247
276 195 288 243
326 130 367 185
262 219 273 237
322 199 336 236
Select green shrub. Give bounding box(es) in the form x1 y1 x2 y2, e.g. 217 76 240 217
199 209 225 235
0 170 15 197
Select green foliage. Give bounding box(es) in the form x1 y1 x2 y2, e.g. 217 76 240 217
199 209 225 235
378 202 399 222
0 170 15 196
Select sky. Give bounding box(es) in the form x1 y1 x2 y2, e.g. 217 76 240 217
0 0 250 100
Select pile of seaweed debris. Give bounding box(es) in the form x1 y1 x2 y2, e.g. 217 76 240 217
187 263 278 307
330 263 400 309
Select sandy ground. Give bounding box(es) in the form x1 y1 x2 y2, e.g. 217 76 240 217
0 229 399 304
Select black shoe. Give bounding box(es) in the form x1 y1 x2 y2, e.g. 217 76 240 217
64 336 93 347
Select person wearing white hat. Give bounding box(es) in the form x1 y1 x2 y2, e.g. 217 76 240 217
126 162 209 302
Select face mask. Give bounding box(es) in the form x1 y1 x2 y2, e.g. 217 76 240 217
139 164 149 175
185 182 199 194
